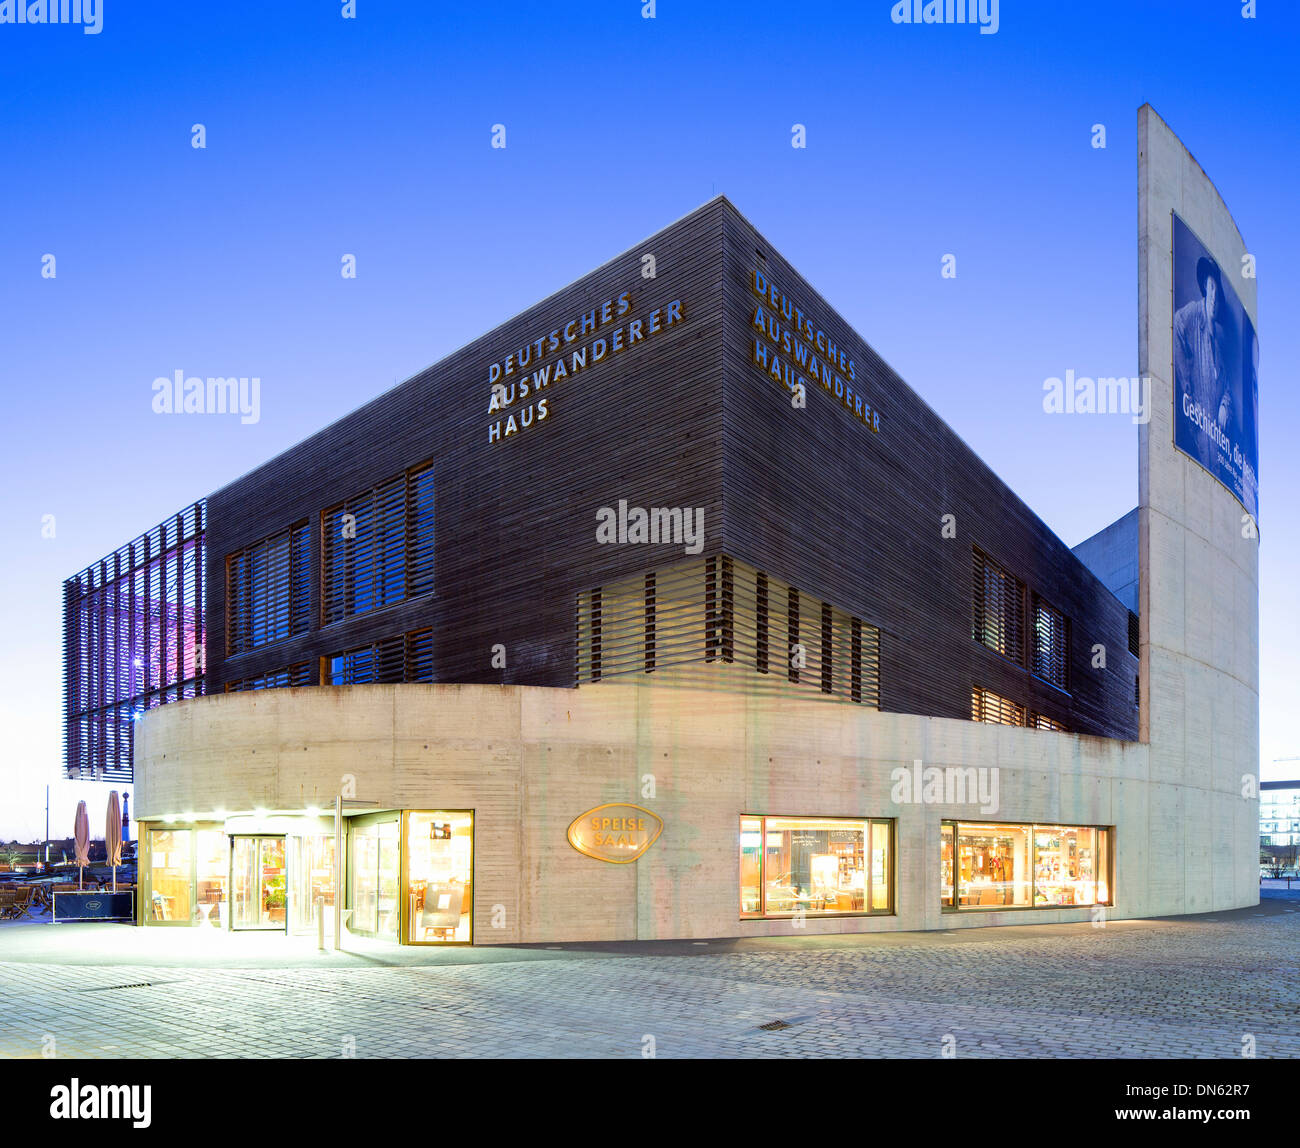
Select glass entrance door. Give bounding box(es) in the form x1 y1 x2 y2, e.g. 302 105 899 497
289 835 336 935
230 836 288 931
348 817 399 938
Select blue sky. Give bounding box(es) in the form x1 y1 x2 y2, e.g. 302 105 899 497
1 0 1296 838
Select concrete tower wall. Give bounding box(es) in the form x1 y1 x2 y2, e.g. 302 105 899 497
1136 104 1260 915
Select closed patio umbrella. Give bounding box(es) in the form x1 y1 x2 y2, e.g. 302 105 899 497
106 791 122 893
73 802 90 891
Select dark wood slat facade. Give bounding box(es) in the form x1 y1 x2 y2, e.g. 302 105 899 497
206 200 727 694
719 201 1138 738
75 195 1136 755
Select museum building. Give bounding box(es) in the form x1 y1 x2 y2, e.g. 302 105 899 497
61 107 1260 944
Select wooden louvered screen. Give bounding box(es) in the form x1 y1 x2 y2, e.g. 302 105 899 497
579 562 708 681
972 686 1069 732
1031 595 1069 691
786 585 800 683
576 556 880 708
225 663 314 692
1032 712 1069 732
226 522 310 656
1128 610 1140 657
323 629 434 685
322 462 434 625
972 548 1025 665
971 686 1027 727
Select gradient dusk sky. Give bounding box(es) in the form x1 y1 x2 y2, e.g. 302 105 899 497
1 0 1296 838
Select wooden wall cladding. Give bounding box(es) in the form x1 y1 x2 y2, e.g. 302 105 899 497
204 196 1136 741
207 202 727 693
719 201 1138 739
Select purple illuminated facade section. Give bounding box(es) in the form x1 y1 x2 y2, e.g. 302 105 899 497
62 501 206 783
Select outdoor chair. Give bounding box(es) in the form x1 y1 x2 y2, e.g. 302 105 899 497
2 887 36 920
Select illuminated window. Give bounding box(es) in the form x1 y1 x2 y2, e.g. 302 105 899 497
405 811 473 944
740 815 893 918
971 686 1027 726
144 828 193 924
1031 711 1069 732
1031 595 1069 691
941 822 955 908
972 548 1025 664
943 820 1112 909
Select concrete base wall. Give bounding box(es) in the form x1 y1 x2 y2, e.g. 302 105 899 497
134 679 1257 944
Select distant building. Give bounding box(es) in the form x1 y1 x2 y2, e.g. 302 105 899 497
1260 781 1300 848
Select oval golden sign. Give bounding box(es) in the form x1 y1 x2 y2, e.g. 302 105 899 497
567 803 663 864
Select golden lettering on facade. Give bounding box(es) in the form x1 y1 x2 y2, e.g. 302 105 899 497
567 803 663 864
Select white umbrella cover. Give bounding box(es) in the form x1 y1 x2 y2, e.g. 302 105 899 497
106 791 122 892
73 801 90 891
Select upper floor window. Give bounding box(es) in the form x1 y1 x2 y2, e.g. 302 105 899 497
1031 594 1069 691
322 463 434 625
225 663 313 691
972 686 1068 732
227 522 311 655
324 628 434 685
972 548 1025 665
971 685 1026 727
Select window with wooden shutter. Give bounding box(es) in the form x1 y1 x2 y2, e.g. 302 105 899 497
226 522 310 656
1030 711 1069 732
322 462 434 625
225 662 313 692
971 686 1027 727
323 629 434 685
972 548 1025 665
1031 594 1069 691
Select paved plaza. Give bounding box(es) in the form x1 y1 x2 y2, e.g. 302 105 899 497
2 887 1298 1059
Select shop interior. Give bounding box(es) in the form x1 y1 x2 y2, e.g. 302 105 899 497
140 809 473 943
741 816 893 917
942 821 1111 909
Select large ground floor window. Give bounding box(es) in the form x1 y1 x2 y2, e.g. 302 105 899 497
403 811 473 943
740 815 893 918
143 825 228 926
942 821 1112 909
139 811 471 944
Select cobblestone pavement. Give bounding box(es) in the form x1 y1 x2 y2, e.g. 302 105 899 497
3 893 1298 1059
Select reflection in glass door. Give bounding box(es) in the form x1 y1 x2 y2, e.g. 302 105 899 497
231 836 287 931
348 817 399 938
145 828 193 924
289 836 336 935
